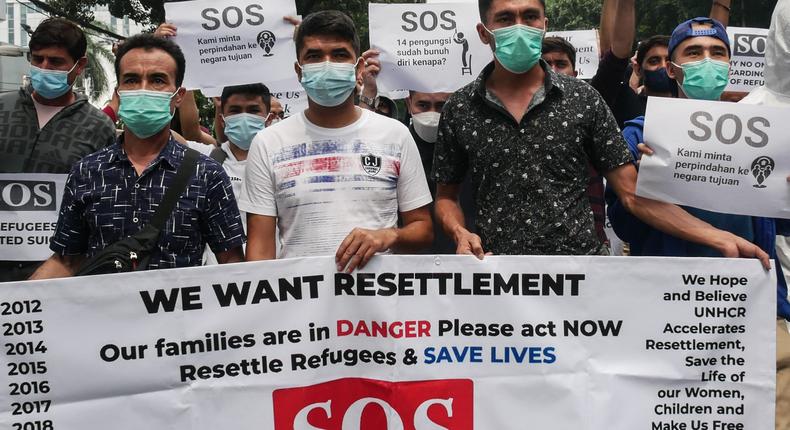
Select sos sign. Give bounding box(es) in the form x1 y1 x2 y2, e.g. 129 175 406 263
273 377 473 430
201 4 265 31
732 33 767 58
0 180 56 211
401 10 457 32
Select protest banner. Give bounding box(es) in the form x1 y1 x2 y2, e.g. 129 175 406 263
545 30 600 79
369 3 493 94
0 174 65 261
636 97 790 219
165 0 298 91
0 255 775 429
726 27 770 93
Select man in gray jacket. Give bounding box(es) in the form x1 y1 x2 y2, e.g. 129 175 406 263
0 18 115 281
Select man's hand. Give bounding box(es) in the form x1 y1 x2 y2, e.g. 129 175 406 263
452 226 486 260
636 143 654 165
154 23 177 38
710 230 771 270
336 228 397 273
359 49 381 100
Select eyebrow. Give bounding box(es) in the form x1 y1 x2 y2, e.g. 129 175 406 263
331 47 352 56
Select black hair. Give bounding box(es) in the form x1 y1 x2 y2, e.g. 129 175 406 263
295 10 360 58
114 33 186 87
29 17 87 62
542 36 576 70
479 0 545 22
221 84 271 112
636 35 670 68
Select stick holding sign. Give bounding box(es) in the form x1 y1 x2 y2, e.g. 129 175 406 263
636 97 790 219
165 0 298 91
369 3 492 94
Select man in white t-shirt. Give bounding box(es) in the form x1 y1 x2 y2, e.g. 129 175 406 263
239 10 433 272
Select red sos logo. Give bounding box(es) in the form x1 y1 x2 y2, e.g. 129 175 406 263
273 378 473 430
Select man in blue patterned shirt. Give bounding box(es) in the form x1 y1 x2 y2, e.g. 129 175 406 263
30 34 245 279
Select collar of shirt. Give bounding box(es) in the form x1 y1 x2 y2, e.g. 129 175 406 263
108 133 184 172
470 60 567 122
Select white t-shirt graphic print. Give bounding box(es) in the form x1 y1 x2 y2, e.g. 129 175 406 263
239 108 432 258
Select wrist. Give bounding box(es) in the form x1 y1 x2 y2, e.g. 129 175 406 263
451 224 469 243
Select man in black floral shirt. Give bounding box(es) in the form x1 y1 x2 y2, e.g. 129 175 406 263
432 0 768 267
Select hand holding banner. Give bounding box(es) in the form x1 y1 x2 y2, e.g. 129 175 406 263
165 0 298 91
636 97 790 218
369 2 493 94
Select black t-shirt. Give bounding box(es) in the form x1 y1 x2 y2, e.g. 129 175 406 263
590 51 648 129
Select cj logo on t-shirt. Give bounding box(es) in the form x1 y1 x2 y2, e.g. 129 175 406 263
272 377 474 430
361 154 382 176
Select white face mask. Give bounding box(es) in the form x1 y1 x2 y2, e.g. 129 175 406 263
411 111 441 143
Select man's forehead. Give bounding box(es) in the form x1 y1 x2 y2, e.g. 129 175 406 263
120 47 177 75
490 0 544 15
678 35 728 52
645 45 669 58
31 46 70 58
543 51 572 61
412 92 450 102
300 35 355 52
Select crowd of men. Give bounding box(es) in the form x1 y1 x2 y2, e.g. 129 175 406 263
0 0 788 426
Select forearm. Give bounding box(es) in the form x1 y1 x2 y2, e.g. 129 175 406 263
710 0 731 27
214 110 226 143
179 91 204 142
389 220 433 253
28 254 83 280
611 0 635 59
599 0 617 57
625 196 722 248
435 196 468 243
216 247 245 264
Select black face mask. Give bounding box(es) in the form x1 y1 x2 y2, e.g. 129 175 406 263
643 67 675 94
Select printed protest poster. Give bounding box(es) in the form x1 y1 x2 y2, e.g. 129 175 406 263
636 97 790 218
726 27 770 92
0 255 775 429
369 2 493 94
165 0 298 91
0 174 65 261
546 30 600 79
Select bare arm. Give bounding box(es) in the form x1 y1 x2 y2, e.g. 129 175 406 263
212 97 227 143
28 254 85 280
435 183 485 259
710 0 732 27
335 205 433 273
216 246 245 264
605 163 770 268
245 214 277 261
599 0 618 58
610 0 636 59
179 91 217 146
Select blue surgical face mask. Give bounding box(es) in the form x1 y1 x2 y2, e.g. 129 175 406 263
30 62 78 99
118 89 178 139
674 58 730 101
485 24 545 74
299 60 359 107
223 113 266 150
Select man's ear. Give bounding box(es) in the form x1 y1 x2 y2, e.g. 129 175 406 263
172 87 187 108
294 61 302 82
543 17 549 31
476 23 492 46
667 62 681 82
74 57 88 75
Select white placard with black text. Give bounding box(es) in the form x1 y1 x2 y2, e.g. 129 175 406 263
165 0 298 91
369 2 493 94
0 174 66 261
726 27 769 93
637 97 790 218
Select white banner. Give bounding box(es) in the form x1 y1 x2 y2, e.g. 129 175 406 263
0 255 775 429
545 29 600 79
165 0 298 91
0 174 66 261
636 97 790 218
726 27 769 92
369 2 492 94
270 88 308 118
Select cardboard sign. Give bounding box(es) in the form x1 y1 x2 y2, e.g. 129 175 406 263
0 174 66 260
369 2 493 94
165 0 298 91
726 27 770 92
637 97 790 218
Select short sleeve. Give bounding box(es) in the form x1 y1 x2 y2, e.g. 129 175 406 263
432 95 469 184
583 88 633 174
201 165 246 253
49 167 89 256
237 132 278 216
396 129 433 212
